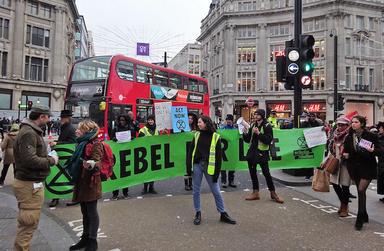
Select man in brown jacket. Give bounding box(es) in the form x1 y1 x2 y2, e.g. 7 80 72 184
12 105 58 251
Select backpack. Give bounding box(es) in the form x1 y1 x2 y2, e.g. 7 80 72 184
100 142 115 181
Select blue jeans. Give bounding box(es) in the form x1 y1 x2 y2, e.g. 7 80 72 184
193 162 225 213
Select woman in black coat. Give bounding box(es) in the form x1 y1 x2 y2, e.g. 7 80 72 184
111 114 133 200
377 122 384 202
343 115 381 230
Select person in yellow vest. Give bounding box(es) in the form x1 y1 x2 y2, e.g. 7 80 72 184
243 109 284 203
267 110 279 129
186 115 236 225
139 114 159 194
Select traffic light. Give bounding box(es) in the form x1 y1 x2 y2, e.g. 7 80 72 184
27 100 33 110
298 35 315 89
337 93 345 111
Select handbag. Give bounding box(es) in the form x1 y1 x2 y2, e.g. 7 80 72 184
322 153 339 175
312 168 330 192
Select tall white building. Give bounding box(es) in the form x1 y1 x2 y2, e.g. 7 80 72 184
168 43 201 76
0 0 92 120
198 0 384 125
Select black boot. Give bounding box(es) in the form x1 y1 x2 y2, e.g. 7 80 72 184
188 177 193 190
184 179 189 191
142 183 148 195
69 235 88 250
355 214 364 231
220 212 236 225
85 238 98 251
228 181 237 188
193 211 201 225
49 199 59 208
148 183 157 194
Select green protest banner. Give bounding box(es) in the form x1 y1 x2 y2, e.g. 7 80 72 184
44 129 325 199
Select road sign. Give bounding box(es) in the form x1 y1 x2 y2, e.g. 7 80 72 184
288 50 299 61
288 63 299 75
245 97 254 107
300 75 311 87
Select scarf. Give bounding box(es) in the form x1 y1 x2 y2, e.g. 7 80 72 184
333 126 350 143
65 130 98 182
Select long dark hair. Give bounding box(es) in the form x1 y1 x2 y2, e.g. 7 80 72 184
198 115 216 133
188 112 198 131
351 115 367 130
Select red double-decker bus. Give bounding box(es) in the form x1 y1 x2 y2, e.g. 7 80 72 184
64 55 209 139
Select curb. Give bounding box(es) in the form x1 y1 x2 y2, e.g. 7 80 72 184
0 188 74 251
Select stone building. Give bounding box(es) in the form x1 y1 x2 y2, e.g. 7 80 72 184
0 0 89 120
198 0 384 125
168 43 202 76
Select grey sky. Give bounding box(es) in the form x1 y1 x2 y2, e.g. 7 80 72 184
76 0 210 62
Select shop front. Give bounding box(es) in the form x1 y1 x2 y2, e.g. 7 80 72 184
302 100 326 121
234 99 259 123
346 101 374 126
266 101 292 119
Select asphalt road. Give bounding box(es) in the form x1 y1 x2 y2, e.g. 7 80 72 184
43 172 384 251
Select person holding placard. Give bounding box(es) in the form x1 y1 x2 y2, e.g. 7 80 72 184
111 115 132 200
343 115 381 230
139 115 159 194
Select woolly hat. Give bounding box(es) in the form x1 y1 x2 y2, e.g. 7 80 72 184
225 114 234 121
254 109 266 119
336 116 350 124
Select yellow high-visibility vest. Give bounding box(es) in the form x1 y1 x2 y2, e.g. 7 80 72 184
191 131 220 175
250 124 270 151
139 126 159 136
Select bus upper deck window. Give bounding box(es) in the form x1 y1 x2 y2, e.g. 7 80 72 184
116 61 134 81
136 65 153 84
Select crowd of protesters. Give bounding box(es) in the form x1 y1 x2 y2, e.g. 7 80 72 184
2 105 384 251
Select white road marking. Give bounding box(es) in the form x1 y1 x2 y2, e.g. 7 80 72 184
137 196 143 199
166 194 173 197
68 219 107 238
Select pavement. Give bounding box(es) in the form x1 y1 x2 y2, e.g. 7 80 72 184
0 165 74 251
1 162 384 250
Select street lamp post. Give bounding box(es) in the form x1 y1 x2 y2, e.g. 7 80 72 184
333 35 338 121
25 96 28 119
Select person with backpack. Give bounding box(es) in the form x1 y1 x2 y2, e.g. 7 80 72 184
139 115 159 194
243 109 284 203
66 120 104 251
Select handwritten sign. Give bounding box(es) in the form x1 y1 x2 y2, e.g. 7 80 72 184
154 102 172 130
171 106 190 133
303 126 327 148
115 131 131 143
359 138 372 150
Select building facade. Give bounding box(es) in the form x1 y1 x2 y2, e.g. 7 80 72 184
198 0 384 125
75 15 93 60
168 43 201 76
0 0 80 120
